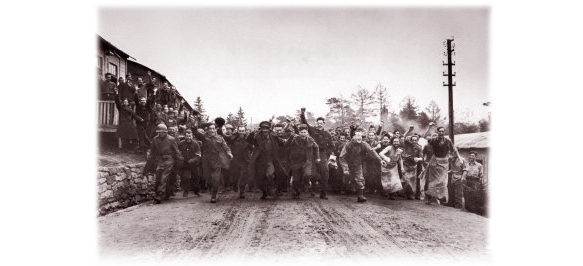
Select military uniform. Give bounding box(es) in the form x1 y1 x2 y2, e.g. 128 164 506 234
300 112 334 199
149 129 182 203
193 128 232 203
246 123 288 199
339 139 384 202
285 133 319 199
178 137 202 197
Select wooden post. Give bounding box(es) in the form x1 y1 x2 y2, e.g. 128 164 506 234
443 38 457 144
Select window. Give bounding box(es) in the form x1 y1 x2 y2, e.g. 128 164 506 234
108 63 118 78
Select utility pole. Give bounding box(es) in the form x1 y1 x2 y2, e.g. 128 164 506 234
443 37 456 144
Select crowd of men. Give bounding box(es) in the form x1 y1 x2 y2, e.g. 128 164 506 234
101 72 484 209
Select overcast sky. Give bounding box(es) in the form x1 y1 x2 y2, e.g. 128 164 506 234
98 7 489 125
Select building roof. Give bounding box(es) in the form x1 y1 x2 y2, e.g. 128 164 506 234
452 132 489 149
97 34 131 59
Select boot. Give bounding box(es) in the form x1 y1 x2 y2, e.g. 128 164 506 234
293 189 300 200
239 189 246 199
183 190 189 198
308 187 315 197
320 190 328 200
210 188 218 203
260 189 268 200
357 189 367 203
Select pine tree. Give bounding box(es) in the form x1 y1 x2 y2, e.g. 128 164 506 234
193 96 206 115
236 106 247 126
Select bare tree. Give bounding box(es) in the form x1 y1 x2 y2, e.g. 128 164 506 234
351 85 375 121
425 100 442 122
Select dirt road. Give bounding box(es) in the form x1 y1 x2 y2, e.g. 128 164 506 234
98 190 490 265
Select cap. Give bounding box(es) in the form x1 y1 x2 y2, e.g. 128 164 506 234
298 124 308 131
259 121 271 129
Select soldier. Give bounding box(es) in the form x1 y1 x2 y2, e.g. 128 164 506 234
284 124 320 200
193 122 233 203
300 108 334 200
246 121 287 200
339 130 387 203
178 129 202 197
273 123 293 195
224 125 254 198
148 124 183 204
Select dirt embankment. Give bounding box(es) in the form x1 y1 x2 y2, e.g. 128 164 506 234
98 190 489 265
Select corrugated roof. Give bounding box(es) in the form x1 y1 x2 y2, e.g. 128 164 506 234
452 132 489 149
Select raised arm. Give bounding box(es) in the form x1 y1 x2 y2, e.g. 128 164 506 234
403 125 414 138
423 122 435 138
375 123 383 136
378 145 391 163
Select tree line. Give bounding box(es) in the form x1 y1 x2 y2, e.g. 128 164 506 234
191 83 489 135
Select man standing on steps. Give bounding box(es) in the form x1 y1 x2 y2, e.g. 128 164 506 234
148 124 183 204
339 129 387 203
300 107 334 200
178 129 202 198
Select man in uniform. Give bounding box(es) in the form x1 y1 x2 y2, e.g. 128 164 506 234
246 121 287 200
285 124 320 200
193 122 233 203
224 125 254 198
178 129 202 197
148 124 183 204
339 130 387 203
300 107 334 199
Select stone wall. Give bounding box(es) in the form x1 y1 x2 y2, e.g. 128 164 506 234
97 163 155 216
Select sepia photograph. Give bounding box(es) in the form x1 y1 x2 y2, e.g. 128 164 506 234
96 6 490 265
8 1 583 266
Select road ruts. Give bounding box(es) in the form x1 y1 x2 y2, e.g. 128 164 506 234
98 190 490 264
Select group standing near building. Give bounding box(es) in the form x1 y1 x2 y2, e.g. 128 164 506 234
102 72 484 209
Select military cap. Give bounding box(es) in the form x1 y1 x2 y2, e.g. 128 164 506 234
259 121 271 129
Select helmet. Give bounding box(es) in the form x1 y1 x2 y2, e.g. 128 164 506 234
156 124 168 133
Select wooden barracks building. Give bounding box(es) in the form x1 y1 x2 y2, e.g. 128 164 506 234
97 34 192 133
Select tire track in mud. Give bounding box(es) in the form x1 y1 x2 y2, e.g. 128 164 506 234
335 196 419 256
176 192 279 260
178 197 242 256
301 199 367 258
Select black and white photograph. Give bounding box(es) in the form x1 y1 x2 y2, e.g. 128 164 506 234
96 6 489 265
7 1 583 266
